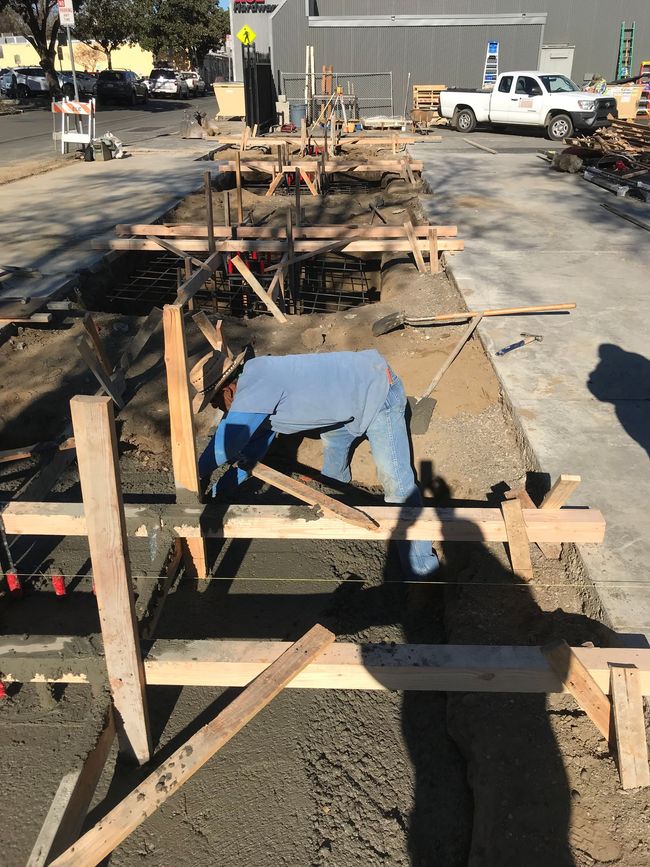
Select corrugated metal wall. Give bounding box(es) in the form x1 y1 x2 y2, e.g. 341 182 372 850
267 0 650 98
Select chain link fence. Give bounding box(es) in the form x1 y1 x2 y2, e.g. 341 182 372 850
279 71 393 119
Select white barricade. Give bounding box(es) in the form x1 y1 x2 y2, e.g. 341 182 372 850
52 97 96 154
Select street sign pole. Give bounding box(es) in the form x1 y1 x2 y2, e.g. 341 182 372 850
66 26 79 100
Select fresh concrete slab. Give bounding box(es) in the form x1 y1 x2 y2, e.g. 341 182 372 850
413 137 650 642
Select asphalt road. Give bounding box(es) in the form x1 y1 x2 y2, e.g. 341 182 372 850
0 94 216 164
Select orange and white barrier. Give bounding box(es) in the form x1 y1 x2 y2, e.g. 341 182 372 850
52 97 96 154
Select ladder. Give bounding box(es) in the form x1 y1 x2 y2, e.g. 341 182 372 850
617 21 635 79
637 61 650 117
482 41 499 88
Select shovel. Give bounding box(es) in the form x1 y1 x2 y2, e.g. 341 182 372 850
409 317 482 435
373 302 576 337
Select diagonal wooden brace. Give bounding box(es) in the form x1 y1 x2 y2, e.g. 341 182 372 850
500 497 533 581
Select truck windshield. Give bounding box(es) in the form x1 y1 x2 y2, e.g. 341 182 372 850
539 75 580 93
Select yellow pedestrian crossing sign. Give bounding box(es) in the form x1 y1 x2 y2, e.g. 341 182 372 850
236 25 257 46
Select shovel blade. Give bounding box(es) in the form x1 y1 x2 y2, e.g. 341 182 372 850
408 396 437 435
372 311 406 337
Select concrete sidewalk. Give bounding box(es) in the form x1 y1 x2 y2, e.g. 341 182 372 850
0 140 215 302
413 141 650 642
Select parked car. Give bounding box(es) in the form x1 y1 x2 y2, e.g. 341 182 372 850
96 69 148 105
439 71 618 141
59 71 97 99
0 66 49 99
148 68 190 99
179 71 206 96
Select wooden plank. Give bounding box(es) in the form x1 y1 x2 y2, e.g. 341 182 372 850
26 708 116 867
50 625 335 867
235 150 244 224
543 639 612 740
610 665 650 789
115 307 162 376
4 638 650 696
204 170 215 254
265 239 349 272
0 312 52 325
192 311 224 351
428 226 440 274
404 220 427 273
75 336 125 409
223 190 231 227
0 502 607 544
500 497 533 581
265 171 285 197
0 437 75 465
230 255 288 323
505 489 561 560
97 238 465 254
267 253 288 303
114 224 458 239
300 168 318 197
82 314 112 377
69 396 151 764
215 160 424 173
145 235 204 269
173 250 222 308
249 462 379 532
540 474 581 510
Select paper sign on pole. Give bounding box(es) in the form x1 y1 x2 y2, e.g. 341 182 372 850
57 0 75 28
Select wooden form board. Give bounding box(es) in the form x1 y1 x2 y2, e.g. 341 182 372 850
0 502 606 544
69 397 151 765
95 238 464 254
50 625 335 867
544 640 612 740
3 637 650 695
116 224 459 239
230 255 288 323
215 159 424 174
214 135 418 146
610 665 650 789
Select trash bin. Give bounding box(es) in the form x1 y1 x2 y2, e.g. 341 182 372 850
289 102 307 127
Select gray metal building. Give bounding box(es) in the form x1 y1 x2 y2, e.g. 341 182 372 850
230 1 650 116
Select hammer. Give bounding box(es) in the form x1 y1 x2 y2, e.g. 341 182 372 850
495 333 543 357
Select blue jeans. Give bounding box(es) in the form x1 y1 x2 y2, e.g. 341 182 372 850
321 373 439 580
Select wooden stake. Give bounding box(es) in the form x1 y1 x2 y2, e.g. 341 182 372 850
192 311 224 352
82 313 112 377
610 665 650 789
428 226 440 274
75 336 124 410
50 624 335 867
223 190 231 227
286 207 297 313
204 171 215 254
249 462 379 532
501 497 533 581
69 396 151 764
235 151 244 224
230 255 288 323
403 220 427 273
266 171 285 197
300 169 318 197
505 488 560 560
544 639 612 740
541 474 581 510
295 168 301 226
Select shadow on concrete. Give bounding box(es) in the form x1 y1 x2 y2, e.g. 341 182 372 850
587 343 650 458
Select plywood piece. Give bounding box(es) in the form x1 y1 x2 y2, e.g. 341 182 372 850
544 639 612 740
50 625 335 867
610 665 650 789
0 502 607 545
540 474 581 510
501 497 533 581
69 396 151 764
230 255 288 323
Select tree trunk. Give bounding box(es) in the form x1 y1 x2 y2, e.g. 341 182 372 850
107 49 113 70
40 51 62 97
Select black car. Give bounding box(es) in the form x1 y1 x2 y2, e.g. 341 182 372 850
96 69 148 105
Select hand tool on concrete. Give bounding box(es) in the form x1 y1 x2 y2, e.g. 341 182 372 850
245 461 380 532
408 316 482 435
372 302 576 337
495 333 543 357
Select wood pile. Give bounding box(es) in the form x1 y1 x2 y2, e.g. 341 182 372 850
569 119 650 156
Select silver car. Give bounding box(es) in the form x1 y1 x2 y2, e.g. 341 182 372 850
1 66 49 98
148 68 190 99
179 71 206 96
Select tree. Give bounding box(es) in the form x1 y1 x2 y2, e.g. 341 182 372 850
73 0 137 69
0 0 71 94
137 0 229 69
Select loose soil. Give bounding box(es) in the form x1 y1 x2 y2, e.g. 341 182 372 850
0 156 648 867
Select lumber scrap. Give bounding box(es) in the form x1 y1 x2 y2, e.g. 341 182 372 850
70 396 152 764
543 640 612 740
230 254 288 323
3 638 650 696
610 665 650 789
26 708 116 867
0 502 607 544
248 462 379 532
500 497 534 581
49 624 335 867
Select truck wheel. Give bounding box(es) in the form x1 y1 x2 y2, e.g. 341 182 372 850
547 114 573 141
455 107 477 133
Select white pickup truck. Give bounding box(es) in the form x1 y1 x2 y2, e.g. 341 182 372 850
439 71 617 140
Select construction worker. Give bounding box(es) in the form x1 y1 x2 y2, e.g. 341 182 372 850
585 73 607 94
199 349 440 580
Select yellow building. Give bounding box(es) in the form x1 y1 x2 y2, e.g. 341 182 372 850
0 36 154 76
